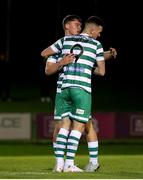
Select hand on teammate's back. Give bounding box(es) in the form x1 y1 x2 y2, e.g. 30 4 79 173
60 53 75 66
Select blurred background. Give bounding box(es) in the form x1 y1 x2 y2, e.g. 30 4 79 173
0 0 143 141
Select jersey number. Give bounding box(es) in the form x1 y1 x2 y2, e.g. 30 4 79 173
70 44 84 63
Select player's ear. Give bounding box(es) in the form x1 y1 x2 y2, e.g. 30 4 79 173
65 23 70 30
90 27 95 36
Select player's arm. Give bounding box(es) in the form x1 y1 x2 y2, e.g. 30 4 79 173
94 42 105 76
104 47 117 60
45 54 75 75
41 38 64 58
94 60 105 76
45 61 61 75
41 47 55 58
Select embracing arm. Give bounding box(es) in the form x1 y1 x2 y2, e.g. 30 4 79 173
45 54 75 75
41 47 55 58
45 61 63 75
104 47 117 60
94 60 105 76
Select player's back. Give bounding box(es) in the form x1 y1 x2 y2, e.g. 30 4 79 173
61 34 103 93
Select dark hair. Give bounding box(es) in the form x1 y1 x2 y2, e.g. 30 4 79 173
62 15 82 27
86 16 104 27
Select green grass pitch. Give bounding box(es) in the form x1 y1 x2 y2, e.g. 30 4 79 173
0 142 143 179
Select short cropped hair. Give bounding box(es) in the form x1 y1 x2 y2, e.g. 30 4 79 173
62 15 82 29
86 16 104 27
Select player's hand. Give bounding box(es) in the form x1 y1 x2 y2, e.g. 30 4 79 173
60 53 75 66
109 47 117 58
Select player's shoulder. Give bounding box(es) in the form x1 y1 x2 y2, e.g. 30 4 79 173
90 37 102 46
64 35 79 39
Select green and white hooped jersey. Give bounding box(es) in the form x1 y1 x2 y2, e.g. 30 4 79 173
47 54 63 93
50 33 104 93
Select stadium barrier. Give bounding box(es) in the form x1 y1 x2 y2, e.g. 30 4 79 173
34 112 143 140
0 113 31 140
0 112 143 140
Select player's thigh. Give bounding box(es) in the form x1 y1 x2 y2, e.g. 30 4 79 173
61 89 72 118
70 88 91 123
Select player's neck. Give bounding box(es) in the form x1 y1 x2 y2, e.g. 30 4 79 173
82 29 91 37
65 30 70 36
